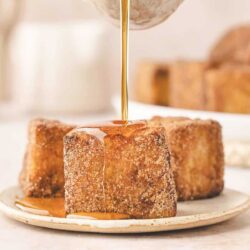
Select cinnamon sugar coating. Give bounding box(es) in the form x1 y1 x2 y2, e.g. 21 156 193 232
64 122 177 219
19 119 75 197
149 117 225 201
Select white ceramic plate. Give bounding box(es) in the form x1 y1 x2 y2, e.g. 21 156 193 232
0 186 249 234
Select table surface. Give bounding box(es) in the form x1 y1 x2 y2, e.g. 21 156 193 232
0 116 249 250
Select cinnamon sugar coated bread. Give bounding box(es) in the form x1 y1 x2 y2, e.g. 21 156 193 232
205 65 250 114
19 119 75 197
149 117 224 201
64 121 177 219
169 61 207 110
134 61 170 106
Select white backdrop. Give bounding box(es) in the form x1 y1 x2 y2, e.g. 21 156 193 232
20 0 250 93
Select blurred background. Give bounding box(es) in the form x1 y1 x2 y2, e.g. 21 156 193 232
1 2 250 242
0 0 250 117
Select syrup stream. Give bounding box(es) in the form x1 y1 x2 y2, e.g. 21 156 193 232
121 0 130 121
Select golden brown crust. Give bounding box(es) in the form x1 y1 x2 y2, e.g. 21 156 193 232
134 61 170 106
64 123 177 219
209 25 250 66
169 61 207 110
149 117 225 201
205 65 250 114
19 119 75 197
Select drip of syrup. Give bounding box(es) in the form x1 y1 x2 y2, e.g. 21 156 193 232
69 212 130 220
121 0 130 121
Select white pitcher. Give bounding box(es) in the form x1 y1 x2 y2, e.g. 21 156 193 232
87 0 184 29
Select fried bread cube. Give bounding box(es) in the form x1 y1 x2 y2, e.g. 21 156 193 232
64 121 177 219
205 65 250 114
19 119 75 197
169 61 207 110
149 117 224 201
134 61 170 106
209 25 250 66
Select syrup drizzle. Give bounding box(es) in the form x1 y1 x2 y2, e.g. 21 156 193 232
121 0 130 121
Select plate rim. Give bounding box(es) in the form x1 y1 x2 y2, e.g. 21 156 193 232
0 186 250 234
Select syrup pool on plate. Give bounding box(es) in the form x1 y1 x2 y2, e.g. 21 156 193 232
16 197 131 220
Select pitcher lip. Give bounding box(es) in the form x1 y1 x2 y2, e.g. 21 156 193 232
89 0 185 30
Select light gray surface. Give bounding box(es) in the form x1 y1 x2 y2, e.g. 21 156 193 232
0 118 249 250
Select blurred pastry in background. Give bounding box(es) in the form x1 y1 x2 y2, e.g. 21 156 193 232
206 25 250 114
209 25 250 67
133 24 250 115
205 64 250 114
169 61 207 110
134 61 170 106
